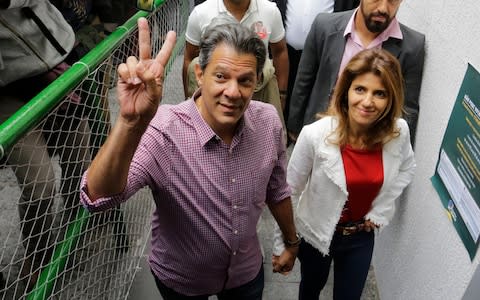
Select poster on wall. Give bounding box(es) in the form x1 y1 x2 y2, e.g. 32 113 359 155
431 64 480 260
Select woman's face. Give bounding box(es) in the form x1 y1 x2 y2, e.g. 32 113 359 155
347 72 389 132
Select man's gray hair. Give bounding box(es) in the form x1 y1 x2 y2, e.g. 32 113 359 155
198 17 266 75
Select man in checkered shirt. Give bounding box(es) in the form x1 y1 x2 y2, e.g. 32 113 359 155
80 18 298 299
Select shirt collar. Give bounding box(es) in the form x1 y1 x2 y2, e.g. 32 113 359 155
188 89 253 147
217 0 258 20
344 8 403 41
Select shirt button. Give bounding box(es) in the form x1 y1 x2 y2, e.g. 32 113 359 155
234 230 238 234
231 178 236 183
233 251 237 255
233 205 238 209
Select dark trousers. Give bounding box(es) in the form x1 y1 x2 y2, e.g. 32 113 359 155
284 44 303 126
151 265 264 300
298 231 375 300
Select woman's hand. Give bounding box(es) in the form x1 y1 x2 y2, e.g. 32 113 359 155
364 219 379 232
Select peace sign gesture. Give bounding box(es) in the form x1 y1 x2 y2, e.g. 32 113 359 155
117 17 176 129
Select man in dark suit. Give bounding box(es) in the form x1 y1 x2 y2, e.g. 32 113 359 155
273 0 359 140
288 0 425 145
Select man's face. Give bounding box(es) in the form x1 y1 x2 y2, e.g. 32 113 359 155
195 43 258 135
360 0 402 33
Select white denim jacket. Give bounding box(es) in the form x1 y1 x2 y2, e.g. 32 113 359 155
273 116 416 256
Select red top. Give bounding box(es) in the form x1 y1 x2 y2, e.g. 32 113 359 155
339 144 384 223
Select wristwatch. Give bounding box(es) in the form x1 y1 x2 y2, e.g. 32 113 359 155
283 233 301 248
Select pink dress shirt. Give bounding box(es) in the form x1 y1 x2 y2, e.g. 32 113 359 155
80 96 291 295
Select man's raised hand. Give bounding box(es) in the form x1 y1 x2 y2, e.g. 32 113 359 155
117 17 176 128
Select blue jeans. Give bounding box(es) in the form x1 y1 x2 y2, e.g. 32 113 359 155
298 231 375 300
151 264 264 300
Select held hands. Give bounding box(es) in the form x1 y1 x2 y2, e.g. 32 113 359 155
272 246 298 275
117 17 176 128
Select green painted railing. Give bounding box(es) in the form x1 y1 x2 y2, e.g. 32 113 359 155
0 0 170 159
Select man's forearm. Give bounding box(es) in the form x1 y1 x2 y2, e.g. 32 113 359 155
183 42 200 98
268 197 297 242
271 40 289 109
273 52 289 93
86 119 147 201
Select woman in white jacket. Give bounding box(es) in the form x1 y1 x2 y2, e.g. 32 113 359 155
273 48 416 299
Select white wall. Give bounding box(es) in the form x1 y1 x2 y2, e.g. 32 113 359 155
373 1 480 299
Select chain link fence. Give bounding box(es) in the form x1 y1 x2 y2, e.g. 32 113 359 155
0 0 190 298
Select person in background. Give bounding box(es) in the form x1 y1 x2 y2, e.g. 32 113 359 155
273 0 359 140
80 18 298 299
0 0 91 290
183 0 289 136
288 0 425 146
51 0 137 64
273 48 416 299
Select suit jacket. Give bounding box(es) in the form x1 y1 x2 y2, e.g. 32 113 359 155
288 10 425 144
274 0 359 25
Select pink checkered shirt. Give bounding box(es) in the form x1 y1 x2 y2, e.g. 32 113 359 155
80 97 291 296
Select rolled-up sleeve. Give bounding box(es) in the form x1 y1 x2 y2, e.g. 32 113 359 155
79 170 128 212
79 135 158 212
